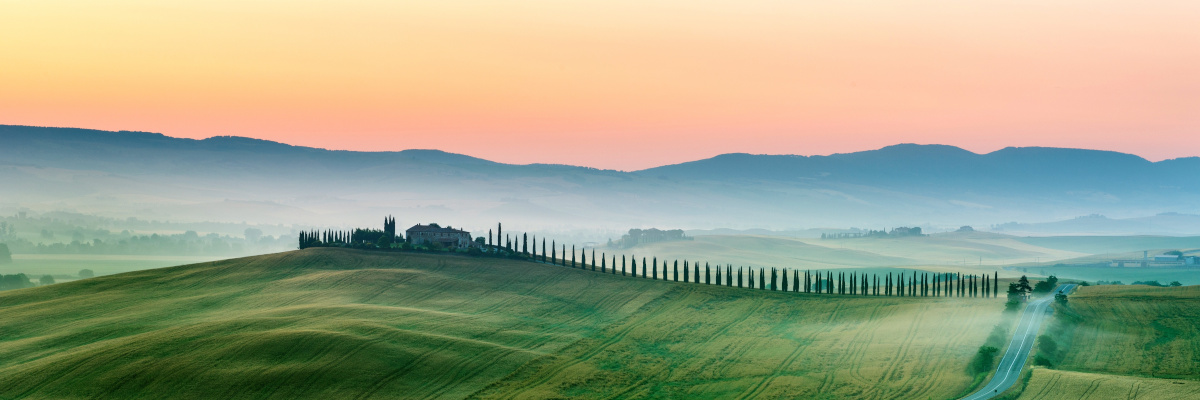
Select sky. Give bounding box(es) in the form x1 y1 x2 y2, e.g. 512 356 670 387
2 1 1197 170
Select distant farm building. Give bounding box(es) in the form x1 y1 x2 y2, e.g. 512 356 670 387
406 224 473 248
614 228 691 248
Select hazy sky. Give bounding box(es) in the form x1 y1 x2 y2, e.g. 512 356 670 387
2 1 1197 170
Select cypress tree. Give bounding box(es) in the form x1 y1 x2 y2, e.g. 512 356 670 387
706 262 712 284
994 271 999 298
715 264 721 285
793 269 800 292
592 249 596 270
673 260 679 282
683 261 689 283
551 241 556 263
758 268 765 290
497 223 502 249
523 233 528 255
781 269 788 292
737 267 743 288
601 253 607 272
652 257 658 280
561 244 566 266
748 268 755 289
694 261 700 283
663 260 669 281
542 239 546 262
571 245 576 268
727 265 733 286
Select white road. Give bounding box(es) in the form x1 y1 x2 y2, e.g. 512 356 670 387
960 284 1077 400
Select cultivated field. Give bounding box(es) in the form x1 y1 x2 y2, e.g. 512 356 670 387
471 284 1005 399
5 253 219 279
0 249 669 399
1053 285 1200 379
629 233 1084 272
1017 369 1200 400
0 248 1010 399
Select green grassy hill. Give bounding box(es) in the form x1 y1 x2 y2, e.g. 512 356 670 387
1015 285 1200 399
1053 285 1200 379
2 249 1011 399
625 234 1083 271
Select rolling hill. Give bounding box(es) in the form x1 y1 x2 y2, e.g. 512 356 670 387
2 248 1011 399
1013 285 1200 399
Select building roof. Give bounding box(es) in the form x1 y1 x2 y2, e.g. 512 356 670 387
406 224 469 234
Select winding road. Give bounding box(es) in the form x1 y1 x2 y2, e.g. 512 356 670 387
961 284 1077 400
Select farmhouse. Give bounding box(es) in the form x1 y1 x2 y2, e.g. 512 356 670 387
406 224 473 248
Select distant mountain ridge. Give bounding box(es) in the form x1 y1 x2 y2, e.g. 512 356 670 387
2 124 1198 232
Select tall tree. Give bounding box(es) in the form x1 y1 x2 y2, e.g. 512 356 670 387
551 240 556 264
683 261 689 283
592 249 597 271
542 238 547 262
673 260 679 282
602 253 607 272
497 223 502 250
652 257 658 280
994 271 999 298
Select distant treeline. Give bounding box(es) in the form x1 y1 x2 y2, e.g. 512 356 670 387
822 227 924 239
0 212 295 256
3 231 294 256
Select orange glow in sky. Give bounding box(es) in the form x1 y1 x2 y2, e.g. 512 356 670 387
2 1 1197 170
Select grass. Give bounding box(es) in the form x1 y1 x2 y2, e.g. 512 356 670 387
624 234 1084 273
1050 285 1200 380
470 286 1007 400
1009 265 1200 286
1014 236 1200 255
1016 368 1200 400
4 254 221 279
1 248 1010 399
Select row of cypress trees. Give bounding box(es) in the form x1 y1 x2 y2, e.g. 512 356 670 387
486 223 1003 298
305 220 1003 299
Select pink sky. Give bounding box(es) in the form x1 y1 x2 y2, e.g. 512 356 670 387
2 1 1197 170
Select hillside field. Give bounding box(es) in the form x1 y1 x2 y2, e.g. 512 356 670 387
1 248 1011 399
1054 285 1200 379
1016 369 1200 400
624 233 1083 272
1009 285 1200 399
